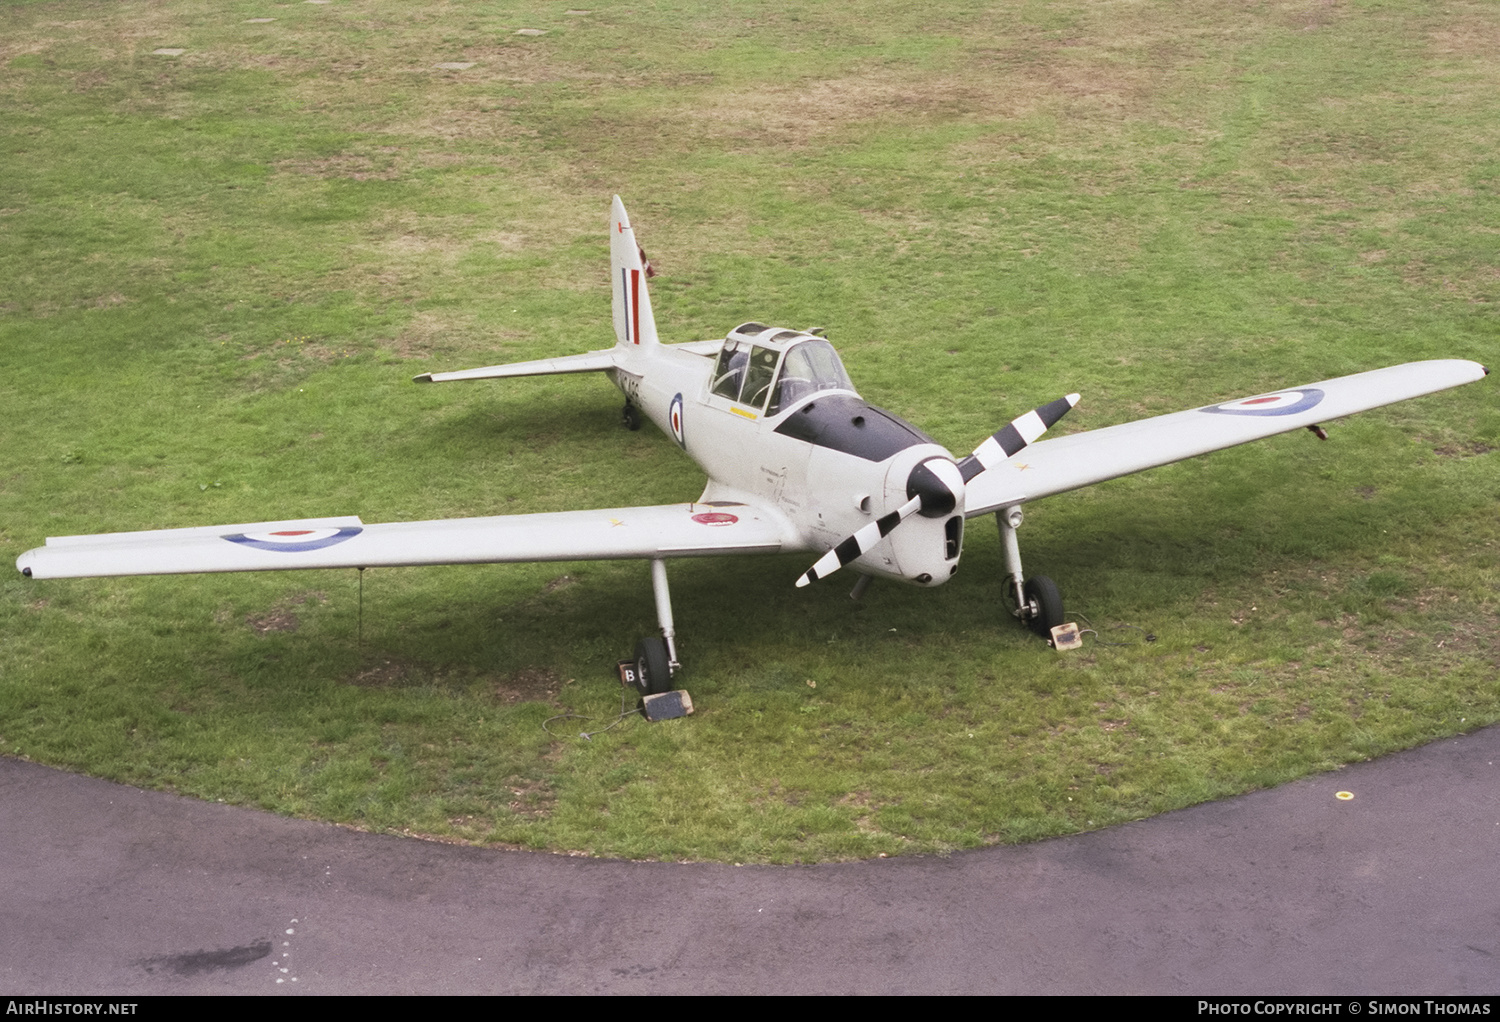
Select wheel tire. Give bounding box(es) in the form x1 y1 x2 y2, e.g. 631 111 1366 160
634 636 671 695
622 403 642 431
1023 575 1064 638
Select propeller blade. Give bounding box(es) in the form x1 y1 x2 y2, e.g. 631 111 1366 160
958 393 1080 482
795 495 922 587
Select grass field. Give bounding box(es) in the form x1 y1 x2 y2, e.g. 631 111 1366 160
1 0 1497 863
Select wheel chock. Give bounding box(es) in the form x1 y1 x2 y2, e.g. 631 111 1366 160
1049 622 1082 651
642 690 694 722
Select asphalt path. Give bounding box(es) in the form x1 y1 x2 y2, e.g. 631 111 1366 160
3 728 1498 995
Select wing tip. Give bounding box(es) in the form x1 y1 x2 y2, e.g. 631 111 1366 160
412 373 434 384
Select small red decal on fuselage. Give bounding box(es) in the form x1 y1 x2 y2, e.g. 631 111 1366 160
692 512 738 526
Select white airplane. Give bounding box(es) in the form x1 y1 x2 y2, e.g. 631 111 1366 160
16 197 1488 696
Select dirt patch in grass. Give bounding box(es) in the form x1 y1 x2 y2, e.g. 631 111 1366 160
275 152 403 181
1429 615 1500 669
348 657 425 687
379 231 465 259
676 58 1156 153
693 74 991 141
70 69 110 92
241 336 361 369
245 590 326 634
1433 441 1494 459
838 790 883 834
316 208 595 303
542 574 575 592
506 778 556 818
388 308 488 359
1278 0 1345 33
1428 5 1500 61
246 608 299 634
494 665 564 704
376 103 540 145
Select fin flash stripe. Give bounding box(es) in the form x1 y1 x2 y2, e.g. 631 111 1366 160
631 268 641 345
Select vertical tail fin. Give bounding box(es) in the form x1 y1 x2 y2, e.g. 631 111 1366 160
610 196 660 349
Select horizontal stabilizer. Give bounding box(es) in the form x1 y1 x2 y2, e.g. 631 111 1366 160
413 349 617 384
965 359 1488 517
669 339 724 357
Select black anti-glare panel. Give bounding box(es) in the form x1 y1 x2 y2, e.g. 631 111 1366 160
774 394 934 463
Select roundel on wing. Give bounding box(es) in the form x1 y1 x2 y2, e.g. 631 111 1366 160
222 526 363 552
669 392 686 448
1201 388 1324 417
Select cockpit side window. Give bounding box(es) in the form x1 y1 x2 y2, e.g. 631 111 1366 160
711 340 749 400
740 345 781 410
766 340 856 416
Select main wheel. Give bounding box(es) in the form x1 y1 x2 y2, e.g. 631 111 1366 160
1023 575 1064 638
634 636 671 695
622 403 642 431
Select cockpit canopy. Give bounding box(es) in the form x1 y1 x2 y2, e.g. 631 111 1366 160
709 323 856 416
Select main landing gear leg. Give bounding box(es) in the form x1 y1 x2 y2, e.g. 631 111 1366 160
650 559 680 673
622 402 642 430
996 506 1064 638
632 559 680 696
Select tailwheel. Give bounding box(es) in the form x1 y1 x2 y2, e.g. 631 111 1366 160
634 636 671 695
1022 575 1064 638
622 402 642 431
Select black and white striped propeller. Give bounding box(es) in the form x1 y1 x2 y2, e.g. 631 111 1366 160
794 393 1080 588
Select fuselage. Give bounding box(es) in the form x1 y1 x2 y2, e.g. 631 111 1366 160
608 323 965 587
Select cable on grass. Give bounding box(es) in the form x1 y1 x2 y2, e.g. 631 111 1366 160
1073 612 1155 648
543 682 643 741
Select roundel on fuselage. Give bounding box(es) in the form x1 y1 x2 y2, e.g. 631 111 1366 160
669 392 686 447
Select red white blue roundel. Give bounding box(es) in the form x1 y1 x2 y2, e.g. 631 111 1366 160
1202 388 1324 417
222 526 363 552
669 392 685 448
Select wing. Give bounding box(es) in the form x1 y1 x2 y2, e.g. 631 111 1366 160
17 503 800 580
964 359 1488 517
